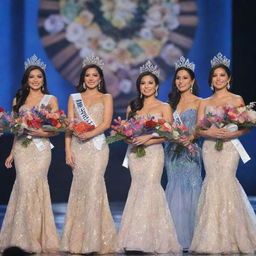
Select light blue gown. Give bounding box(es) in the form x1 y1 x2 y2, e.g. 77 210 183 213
165 109 202 250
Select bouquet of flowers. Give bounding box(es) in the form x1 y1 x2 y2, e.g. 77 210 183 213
0 108 15 136
198 103 256 151
11 105 68 147
160 122 197 157
68 119 95 137
106 116 195 157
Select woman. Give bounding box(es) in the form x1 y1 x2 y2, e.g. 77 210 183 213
118 61 182 254
190 53 256 254
0 55 60 253
61 56 117 254
165 57 202 250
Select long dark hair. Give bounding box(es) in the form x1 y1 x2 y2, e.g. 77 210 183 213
76 64 107 94
168 67 198 110
128 71 159 119
13 66 49 114
208 64 232 92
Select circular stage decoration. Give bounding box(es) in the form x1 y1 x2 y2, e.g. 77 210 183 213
38 0 198 112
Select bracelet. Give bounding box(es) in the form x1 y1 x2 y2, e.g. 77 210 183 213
152 132 160 138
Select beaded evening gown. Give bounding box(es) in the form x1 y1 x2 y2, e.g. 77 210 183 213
190 107 256 254
118 114 182 254
61 102 117 254
165 109 202 250
0 105 59 253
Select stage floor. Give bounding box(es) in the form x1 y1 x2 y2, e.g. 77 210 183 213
0 198 256 256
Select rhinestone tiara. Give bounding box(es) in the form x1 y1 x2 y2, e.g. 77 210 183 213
140 60 160 78
24 54 46 70
175 56 195 72
82 54 104 70
211 52 230 68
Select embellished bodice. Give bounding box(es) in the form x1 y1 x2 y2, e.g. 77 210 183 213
174 109 198 134
74 103 105 126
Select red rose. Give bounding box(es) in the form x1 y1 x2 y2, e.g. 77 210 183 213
158 119 165 125
145 120 157 127
73 122 95 134
0 107 4 112
27 119 42 129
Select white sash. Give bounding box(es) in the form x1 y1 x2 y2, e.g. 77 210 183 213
173 110 183 125
72 93 105 150
122 144 132 168
33 94 54 151
224 124 251 164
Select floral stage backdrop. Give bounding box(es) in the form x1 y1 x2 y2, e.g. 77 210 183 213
39 0 198 112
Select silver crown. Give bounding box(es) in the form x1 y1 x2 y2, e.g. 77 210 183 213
82 54 104 70
140 60 160 78
211 52 230 68
24 54 46 70
175 56 195 72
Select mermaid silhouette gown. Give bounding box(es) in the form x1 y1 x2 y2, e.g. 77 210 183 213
0 99 59 253
165 109 202 249
190 107 256 254
118 114 182 254
61 102 117 254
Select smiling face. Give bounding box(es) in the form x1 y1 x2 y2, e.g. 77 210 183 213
139 74 158 97
175 69 194 93
84 67 101 89
211 67 230 90
27 69 44 91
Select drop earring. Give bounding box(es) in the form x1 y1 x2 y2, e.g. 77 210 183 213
155 86 159 97
190 85 193 93
98 81 102 90
227 82 230 90
210 84 214 91
83 82 86 89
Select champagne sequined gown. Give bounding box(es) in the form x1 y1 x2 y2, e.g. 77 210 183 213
190 108 256 254
118 115 182 254
0 106 59 253
61 103 117 254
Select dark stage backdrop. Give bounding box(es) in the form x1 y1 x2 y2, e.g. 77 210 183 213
0 0 255 204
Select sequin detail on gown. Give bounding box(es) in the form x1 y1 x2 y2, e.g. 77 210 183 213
0 106 60 253
60 102 117 254
190 108 256 254
118 115 182 254
165 109 202 249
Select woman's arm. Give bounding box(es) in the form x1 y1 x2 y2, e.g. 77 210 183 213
65 96 75 168
5 98 17 168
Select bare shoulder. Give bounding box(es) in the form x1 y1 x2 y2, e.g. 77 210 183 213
161 102 171 109
103 93 113 100
102 93 113 105
12 97 17 106
230 93 244 105
50 95 58 103
127 105 131 113
199 97 212 107
192 95 202 106
68 94 74 103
